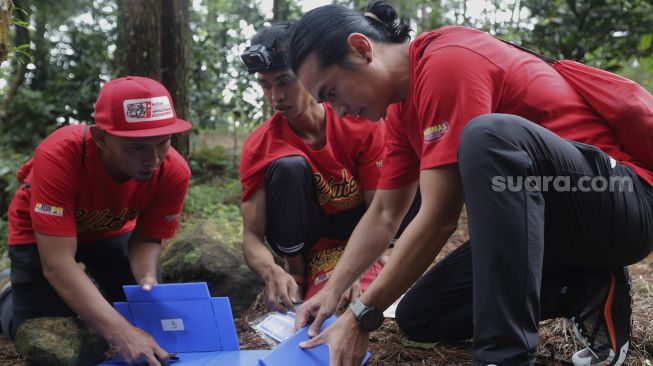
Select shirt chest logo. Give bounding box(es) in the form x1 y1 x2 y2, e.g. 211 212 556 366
74 208 138 232
423 121 449 143
313 169 363 209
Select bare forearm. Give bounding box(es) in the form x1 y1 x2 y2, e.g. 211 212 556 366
128 241 161 283
322 207 397 296
36 232 165 359
241 190 284 281
360 214 457 309
244 232 305 310
361 167 463 309
243 234 284 281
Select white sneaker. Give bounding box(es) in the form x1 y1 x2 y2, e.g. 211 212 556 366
571 342 628 366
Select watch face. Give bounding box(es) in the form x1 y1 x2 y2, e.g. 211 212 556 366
361 308 384 332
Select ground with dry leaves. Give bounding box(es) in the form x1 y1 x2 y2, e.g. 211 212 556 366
1 212 651 365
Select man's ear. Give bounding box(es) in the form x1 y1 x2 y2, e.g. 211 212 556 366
346 33 374 65
89 125 106 149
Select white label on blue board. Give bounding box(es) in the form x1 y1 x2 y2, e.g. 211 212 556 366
161 318 185 331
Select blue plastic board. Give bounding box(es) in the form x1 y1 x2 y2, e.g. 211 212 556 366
124 282 210 302
111 283 239 352
257 316 371 366
212 350 271 365
97 350 270 366
129 298 221 352
211 297 240 351
114 302 132 324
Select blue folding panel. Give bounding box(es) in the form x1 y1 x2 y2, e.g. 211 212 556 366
257 316 371 366
98 350 269 366
98 282 268 366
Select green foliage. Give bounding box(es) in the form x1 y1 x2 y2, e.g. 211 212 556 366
1 0 115 152
182 178 243 249
520 0 653 71
188 145 232 182
184 180 241 220
639 33 652 52
188 0 266 132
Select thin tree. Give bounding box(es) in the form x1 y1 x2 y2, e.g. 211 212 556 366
0 0 12 62
117 0 190 158
0 0 26 122
162 0 190 157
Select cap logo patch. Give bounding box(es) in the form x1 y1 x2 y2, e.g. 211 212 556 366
123 96 173 123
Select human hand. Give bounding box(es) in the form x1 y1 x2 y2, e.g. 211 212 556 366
299 310 369 366
139 274 158 291
264 267 303 313
293 285 340 337
108 325 170 365
335 280 361 316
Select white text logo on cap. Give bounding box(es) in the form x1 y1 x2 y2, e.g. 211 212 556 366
123 96 174 123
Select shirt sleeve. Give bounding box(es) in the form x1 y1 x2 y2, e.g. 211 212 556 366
377 104 421 189
416 45 504 169
355 121 385 191
239 143 265 203
136 154 191 239
29 146 81 237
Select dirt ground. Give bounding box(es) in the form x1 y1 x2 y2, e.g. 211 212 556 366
1 213 651 365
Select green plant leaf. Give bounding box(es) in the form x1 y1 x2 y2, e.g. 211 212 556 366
639 34 652 52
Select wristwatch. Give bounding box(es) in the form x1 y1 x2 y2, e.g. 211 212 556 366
349 297 384 332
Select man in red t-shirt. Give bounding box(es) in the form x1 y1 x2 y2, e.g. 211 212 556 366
287 4 653 366
239 23 418 314
0 76 191 365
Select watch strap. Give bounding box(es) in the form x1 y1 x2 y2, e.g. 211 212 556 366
349 297 368 319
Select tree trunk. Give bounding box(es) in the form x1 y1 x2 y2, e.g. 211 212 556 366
0 0 12 62
118 0 190 158
120 0 162 79
161 0 190 158
272 0 291 22
30 6 48 90
0 0 25 123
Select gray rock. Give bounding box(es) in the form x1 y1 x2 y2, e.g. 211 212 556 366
14 317 107 366
160 220 264 316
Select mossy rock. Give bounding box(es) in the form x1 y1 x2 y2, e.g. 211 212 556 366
14 317 107 366
161 220 264 316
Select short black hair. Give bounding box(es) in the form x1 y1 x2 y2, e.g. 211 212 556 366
289 1 411 73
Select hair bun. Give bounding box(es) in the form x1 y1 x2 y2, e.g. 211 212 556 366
366 0 411 42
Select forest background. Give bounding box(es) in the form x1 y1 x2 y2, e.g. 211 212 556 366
0 1 652 364
1 0 652 255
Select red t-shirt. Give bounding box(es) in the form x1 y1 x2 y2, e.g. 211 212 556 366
304 237 383 299
239 103 384 215
8 125 190 245
379 26 653 189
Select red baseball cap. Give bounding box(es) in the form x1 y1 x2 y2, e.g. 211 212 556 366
94 76 192 137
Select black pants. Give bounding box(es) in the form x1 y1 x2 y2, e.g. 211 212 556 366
264 156 419 256
396 114 653 365
1 232 136 339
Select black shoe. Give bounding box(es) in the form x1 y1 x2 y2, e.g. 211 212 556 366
569 267 631 366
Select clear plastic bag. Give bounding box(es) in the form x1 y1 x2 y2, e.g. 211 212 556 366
249 312 297 346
